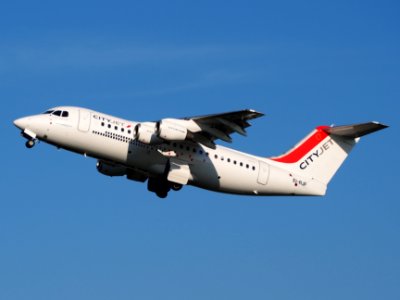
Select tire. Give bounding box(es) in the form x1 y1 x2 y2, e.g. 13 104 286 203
170 183 183 191
156 190 168 199
25 140 35 148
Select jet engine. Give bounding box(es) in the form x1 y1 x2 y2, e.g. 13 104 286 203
156 119 188 141
134 122 162 144
96 161 127 176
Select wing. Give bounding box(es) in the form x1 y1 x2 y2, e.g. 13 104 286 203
184 109 264 149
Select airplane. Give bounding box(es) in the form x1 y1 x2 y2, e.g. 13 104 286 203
13 106 388 198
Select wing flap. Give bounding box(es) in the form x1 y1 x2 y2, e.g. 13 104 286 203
216 118 247 136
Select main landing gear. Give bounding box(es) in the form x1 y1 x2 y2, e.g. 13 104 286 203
147 177 183 198
170 183 183 191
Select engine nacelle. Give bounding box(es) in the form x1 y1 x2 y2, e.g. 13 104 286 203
157 119 188 141
134 122 162 144
96 161 127 177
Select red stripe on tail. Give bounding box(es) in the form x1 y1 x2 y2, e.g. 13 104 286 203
271 126 330 163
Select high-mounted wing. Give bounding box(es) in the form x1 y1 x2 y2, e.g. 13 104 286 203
135 109 265 149
184 109 264 149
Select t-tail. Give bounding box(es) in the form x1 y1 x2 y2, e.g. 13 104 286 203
271 122 388 195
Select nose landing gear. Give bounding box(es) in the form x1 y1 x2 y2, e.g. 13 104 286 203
20 129 38 149
25 139 37 149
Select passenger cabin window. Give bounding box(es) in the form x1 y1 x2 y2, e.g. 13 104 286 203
62 111 69 117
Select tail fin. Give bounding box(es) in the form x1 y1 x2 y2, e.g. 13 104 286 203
271 122 388 185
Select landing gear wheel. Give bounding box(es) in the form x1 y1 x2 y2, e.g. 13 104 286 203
25 140 35 148
171 183 183 191
156 191 168 199
148 177 170 199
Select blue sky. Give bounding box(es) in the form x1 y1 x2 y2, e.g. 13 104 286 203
1 1 399 299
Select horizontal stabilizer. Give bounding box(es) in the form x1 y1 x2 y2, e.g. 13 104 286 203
323 122 388 138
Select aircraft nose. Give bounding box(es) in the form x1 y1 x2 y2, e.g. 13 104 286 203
13 117 30 130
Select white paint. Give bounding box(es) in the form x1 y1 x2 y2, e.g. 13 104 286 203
13 106 386 198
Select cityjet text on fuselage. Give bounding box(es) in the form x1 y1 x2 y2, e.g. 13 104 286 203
299 139 334 170
92 114 128 127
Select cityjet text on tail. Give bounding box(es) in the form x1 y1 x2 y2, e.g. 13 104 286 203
14 107 388 198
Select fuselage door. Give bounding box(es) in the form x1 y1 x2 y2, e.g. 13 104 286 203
257 161 270 185
78 110 91 132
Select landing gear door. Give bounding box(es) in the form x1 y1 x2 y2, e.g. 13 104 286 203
257 161 270 185
78 110 91 132
167 158 191 185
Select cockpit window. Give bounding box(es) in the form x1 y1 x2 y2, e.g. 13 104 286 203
53 110 62 116
62 111 69 117
43 110 54 114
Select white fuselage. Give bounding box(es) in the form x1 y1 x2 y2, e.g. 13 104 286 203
14 106 327 196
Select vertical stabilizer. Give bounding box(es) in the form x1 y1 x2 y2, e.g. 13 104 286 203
271 122 387 185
